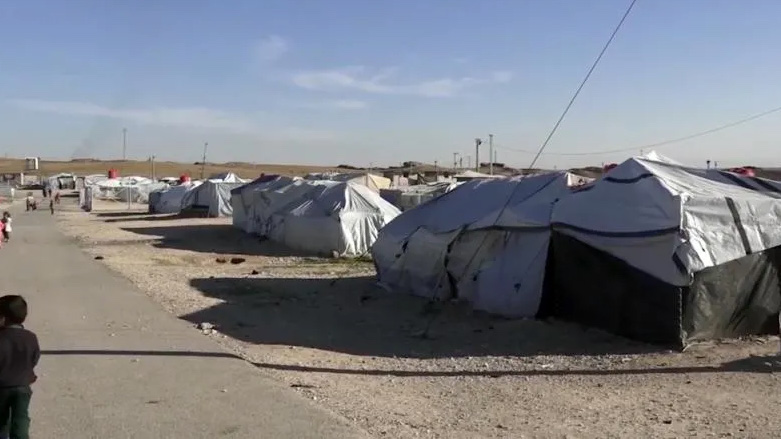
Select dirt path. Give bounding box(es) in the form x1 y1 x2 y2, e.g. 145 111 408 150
5 204 368 439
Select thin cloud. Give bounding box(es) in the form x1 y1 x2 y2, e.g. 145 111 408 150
291 66 513 98
254 35 289 63
7 98 338 142
297 100 368 110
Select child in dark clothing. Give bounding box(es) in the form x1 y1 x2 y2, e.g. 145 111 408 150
0 295 39 439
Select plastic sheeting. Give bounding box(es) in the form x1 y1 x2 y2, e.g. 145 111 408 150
306 172 392 193
148 181 203 214
552 155 781 286
181 180 246 217
240 180 400 257
543 231 781 347
231 176 298 231
544 153 781 346
372 172 592 318
88 177 167 203
379 182 461 211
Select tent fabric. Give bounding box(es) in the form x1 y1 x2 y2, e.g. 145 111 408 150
545 154 781 346
551 156 781 286
240 180 400 257
306 172 392 193
371 172 592 318
181 180 246 217
148 181 203 214
89 177 167 203
379 182 461 211
231 176 298 231
208 172 243 183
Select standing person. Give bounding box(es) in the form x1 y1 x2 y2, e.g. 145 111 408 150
1 213 10 242
24 193 35 212
0 295 40 439
49 198 54 215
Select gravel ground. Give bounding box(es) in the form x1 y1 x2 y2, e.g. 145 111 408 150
55 206 781 439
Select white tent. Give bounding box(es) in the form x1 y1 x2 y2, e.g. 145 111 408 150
243 179 333 235
181 177 248 217
90 176 166 203
148 181 203 214
244 180 400 257
231 176 299 231
372 172 591 317
547 155 781 345
306 172 392 193
208 171 244 183
380 182 461 211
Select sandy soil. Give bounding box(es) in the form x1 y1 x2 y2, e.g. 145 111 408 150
53 205 781 439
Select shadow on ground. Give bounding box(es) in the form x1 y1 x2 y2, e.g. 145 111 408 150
95 211 151 218
103 214 183 223
183 275 665 359
41 349 781 377
121 224 314 257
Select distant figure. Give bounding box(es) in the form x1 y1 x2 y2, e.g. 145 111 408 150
2 212 12 242
54 191 61 205
0 295 41 439
25 193 36 212
49 198 54 215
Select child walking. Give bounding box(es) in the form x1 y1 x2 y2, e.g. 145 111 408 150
2 212 12 242
0 295 40 439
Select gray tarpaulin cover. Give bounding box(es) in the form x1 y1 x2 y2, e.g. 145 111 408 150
372 171 591 318
238 179 400 257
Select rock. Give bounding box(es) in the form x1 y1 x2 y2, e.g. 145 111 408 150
215 258 227 264
230 257 246 264
94 256 104 260
251 269 259 275
197 322 215 330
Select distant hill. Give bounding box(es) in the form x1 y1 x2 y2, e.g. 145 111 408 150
0 158 343 179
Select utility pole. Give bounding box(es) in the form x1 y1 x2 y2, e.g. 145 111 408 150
466 155 472 170
452 152 459 171
151 155 156 181
493 149 497 166
488 134 494 175
474 138 482 172
459 156 463 169
434 160 439 176
122 128 127 160
200 142 208 180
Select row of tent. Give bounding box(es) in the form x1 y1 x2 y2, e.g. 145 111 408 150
231 175 400 256
372 152 781 348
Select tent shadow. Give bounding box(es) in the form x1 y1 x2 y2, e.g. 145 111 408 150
103 214 183 223
183 275 663 359
94 211 151 218
120 224 315 257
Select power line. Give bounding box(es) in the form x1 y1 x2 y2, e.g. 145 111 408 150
498 104 781 157
527 0 638 169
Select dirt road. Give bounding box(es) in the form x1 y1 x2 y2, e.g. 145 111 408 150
0 205 368 438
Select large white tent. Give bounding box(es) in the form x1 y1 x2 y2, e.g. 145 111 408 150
181 174 249 217
90 176 167 203
240 179 400 257
148 181 203 214
372 172 591 318
231 175 299 232
545 154 781 346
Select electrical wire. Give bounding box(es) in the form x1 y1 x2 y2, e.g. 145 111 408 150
413 1 639 337
527 0 638 169
497 104 781 157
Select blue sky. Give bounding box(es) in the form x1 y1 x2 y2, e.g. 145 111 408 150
1 0 780 169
